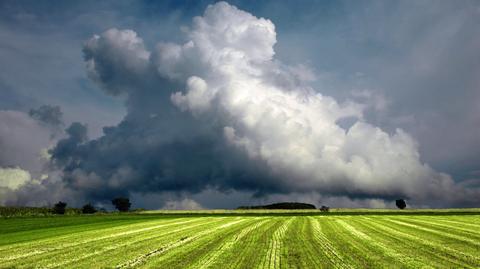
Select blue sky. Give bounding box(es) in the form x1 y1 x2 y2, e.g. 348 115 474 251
1 0 479 208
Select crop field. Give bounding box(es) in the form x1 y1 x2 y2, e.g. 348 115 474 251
1 210 479 268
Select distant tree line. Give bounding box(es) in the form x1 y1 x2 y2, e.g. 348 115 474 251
51 197 132 215
2 197 408 217
237 202 316 210
237 200 407 212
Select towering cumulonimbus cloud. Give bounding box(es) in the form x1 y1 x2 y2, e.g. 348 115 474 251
49 1 478 207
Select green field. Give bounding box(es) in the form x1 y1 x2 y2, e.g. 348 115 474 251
1 210 480 268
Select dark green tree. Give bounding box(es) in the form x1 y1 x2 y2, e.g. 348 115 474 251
395 199 407 209
82 203 97 214
53 201 67 214
112 197 131 212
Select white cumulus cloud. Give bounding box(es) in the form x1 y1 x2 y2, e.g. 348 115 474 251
164 2 477 205
72 1 479 207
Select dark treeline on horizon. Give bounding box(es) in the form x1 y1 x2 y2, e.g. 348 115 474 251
237 202 316 210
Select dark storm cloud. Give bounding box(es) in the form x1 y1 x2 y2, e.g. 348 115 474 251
51 122 280 201
29 105 64 129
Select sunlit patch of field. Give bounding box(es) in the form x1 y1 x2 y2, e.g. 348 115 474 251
1 210 479 268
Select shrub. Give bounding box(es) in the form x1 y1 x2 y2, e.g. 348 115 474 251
52 201 67 215
396 199 407 209
320 205 330 212
81 203 97 214
112 197 131 212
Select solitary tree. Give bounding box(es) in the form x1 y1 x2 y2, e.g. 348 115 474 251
82 203 97 214
53 201 67 214
395 199 407 209
112 197 131 212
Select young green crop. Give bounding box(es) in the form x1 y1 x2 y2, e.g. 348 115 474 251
1 210 479 268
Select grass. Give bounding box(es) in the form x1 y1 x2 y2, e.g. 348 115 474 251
0 209 479 268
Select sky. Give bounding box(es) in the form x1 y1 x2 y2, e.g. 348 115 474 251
0 0 479 209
